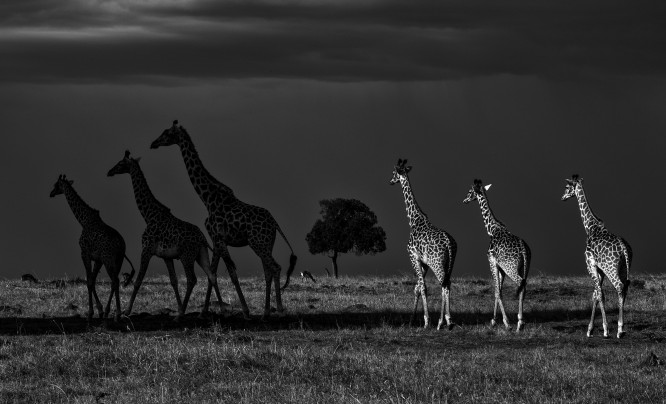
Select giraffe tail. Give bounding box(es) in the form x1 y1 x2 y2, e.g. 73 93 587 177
620 237 632 295
122 255 136 288
281 253 298 291
515 241 530 299
275 220 298 290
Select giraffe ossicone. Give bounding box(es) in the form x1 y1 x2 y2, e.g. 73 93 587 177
562 174 631 338
390 158 456 330
463 178 530 332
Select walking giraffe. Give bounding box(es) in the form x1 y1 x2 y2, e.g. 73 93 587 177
562 174 632 338
389 159 457 330
50 174 135 321
107 150 225 319
463 179 530 331
150 121 297 320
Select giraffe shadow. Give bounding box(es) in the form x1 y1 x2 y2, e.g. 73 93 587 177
0 306 645 335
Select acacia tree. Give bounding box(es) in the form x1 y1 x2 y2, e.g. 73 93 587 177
306 198 387 278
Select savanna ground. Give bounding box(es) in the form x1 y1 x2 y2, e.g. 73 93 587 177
0 271 665 403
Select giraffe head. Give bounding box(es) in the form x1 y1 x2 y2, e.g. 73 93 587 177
561 174 582 201
49 174 73 198
389 158 412 185
463 179 491 204
150 120 184 149
107 150 140 177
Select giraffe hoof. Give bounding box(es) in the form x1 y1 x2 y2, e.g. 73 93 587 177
617 331 625 339
447 323 454 331
490 319 497 327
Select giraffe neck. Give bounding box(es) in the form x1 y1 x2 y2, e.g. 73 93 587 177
62 183 101 228
399 176 428 227
128 163 170 224
574 184 604 235
177 131 235 208
476 192 505 236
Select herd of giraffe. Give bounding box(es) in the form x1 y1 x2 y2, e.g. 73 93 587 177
50 122 632 339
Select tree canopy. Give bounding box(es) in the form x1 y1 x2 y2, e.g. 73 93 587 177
305 198 387 277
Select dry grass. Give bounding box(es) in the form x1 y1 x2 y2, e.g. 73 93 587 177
1 273 665 403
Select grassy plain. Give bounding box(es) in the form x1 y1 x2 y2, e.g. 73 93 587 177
0 272 665 403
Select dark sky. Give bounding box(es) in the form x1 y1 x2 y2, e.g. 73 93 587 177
1 0 665 281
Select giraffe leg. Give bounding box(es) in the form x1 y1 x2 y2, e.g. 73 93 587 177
204 249 221 313
103 271 115 319
496 273 510 330
597 273 609 338
617 280 628 339
271 262 284 317
102 257 121 321
82 255 100 321
616 260 629 339
124 250 152 317
585 252 600 337
90 260 105 319
196 246 225 317
219 246 250 320
255 251 282 320
408 253 421 327
516 279 526 332
164 258 184 320
437 270 453 331
262 269 273 321
273 270 284 315
489 256 509 328
110 275 121 322
437 283 452 331
180 258 198 317
113 255 123 322
410 283 421 327
420 280 429 328
617 291 626 338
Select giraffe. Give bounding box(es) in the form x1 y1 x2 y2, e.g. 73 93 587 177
389 159 457 330
107 150 225 320
463 179 530 331
50 174 135 322
150 120 297 320
562 174 632 338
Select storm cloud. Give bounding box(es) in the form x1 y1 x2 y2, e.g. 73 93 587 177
1 0 665 84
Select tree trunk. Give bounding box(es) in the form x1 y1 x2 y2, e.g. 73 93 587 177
331 251 339 278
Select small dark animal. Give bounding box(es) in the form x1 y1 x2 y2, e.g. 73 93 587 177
21 274 39 283
301 271 316 283
122 269 136 288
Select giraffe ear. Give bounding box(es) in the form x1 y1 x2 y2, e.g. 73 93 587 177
67 180 74 186
173 120 179 127
484 184 492 191
135 157 142 163
405 166 412 173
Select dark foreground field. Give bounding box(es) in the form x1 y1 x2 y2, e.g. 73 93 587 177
0 273 665 403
